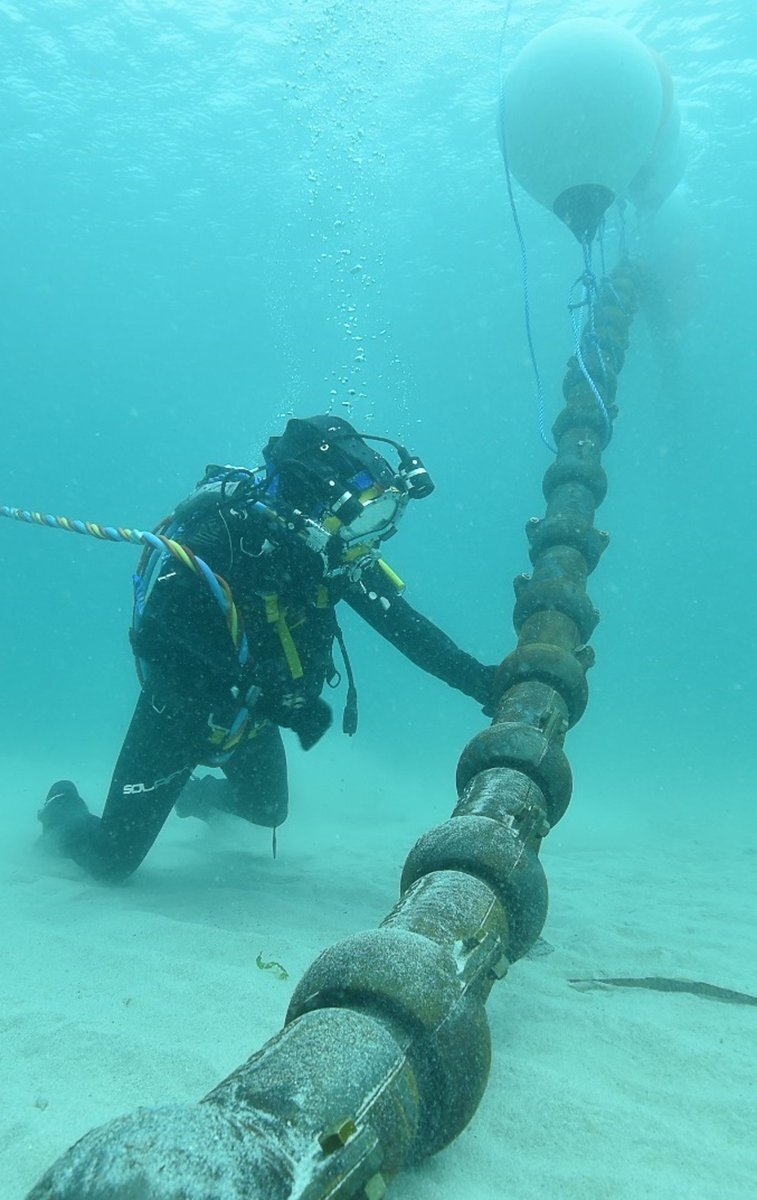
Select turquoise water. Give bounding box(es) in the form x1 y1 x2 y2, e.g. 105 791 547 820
3 0 755 814
2 0 756 1195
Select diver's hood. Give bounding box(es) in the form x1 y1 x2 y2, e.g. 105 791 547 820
262 415 399 513
259 413 434 567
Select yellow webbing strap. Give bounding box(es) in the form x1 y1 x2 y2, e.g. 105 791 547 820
263 593 304 680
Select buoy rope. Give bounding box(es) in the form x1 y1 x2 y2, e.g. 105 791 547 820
567 237 613 447
617 198 629 259
597 215 608 277
0 504 249 666
597 215 626 313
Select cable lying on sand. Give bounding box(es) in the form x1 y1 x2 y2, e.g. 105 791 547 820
569 977 757 1006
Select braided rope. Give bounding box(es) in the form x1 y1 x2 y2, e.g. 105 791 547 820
1 504 248 664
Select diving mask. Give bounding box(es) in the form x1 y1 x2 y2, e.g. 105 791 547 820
327 471 408 545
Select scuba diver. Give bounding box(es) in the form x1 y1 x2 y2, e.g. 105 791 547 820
37 414 496 882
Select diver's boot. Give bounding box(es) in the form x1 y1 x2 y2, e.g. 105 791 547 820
174 775 219 822
38 780 90 834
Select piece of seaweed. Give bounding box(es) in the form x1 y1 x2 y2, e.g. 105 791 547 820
568 976 757 1006
256 952 289 981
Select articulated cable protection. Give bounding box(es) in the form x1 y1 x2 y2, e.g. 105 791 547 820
27 264 639 1200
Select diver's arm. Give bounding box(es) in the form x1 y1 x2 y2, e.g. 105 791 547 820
345 571 495 705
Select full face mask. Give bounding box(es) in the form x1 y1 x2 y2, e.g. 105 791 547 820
260 416 434 573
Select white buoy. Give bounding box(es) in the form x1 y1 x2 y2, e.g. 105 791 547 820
500 18 664 240
627 52 687 212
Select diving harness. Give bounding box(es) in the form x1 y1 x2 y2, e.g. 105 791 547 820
131 462 408 758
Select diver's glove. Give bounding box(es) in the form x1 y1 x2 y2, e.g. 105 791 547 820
289 697 333 751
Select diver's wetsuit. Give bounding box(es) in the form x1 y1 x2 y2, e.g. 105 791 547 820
51 504 492 881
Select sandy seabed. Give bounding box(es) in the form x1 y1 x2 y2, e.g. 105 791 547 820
2 747 755 1200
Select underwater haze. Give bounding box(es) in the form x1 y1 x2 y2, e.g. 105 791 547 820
1 1 756 1198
